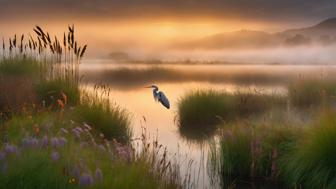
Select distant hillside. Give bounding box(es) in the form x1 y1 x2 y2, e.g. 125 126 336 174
283 17 336 36
174 18 336 49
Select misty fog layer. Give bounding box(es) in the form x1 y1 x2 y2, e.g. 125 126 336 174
80 64 336 90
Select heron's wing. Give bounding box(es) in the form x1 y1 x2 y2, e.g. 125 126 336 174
153 90 159 101
158 91 170 109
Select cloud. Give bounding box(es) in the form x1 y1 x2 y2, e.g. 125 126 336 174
1 0 336 23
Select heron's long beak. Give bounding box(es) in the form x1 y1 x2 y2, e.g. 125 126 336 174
145 86 152 88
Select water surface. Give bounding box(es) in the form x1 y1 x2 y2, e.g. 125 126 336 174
80 61 336 188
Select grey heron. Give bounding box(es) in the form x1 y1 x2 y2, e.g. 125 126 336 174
146 85 170 109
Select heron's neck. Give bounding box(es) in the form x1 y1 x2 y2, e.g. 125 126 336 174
153 88 159 94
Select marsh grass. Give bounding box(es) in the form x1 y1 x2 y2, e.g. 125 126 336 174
208 120 301 188
35 79 80 107
288 79 336 108
72 88 131 144
281 112 336 188
178 90 286 128
0 57 41 78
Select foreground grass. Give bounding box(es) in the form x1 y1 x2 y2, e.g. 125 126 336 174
209 111 336 188
281 112 336 188
0 113 182 189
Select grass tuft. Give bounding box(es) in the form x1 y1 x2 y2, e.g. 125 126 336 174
73 91 132 144
281 112 336 188
0 57 41 77
288 79 336 108
178 90 286 128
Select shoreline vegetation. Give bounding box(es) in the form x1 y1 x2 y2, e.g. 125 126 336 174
0 26 186 189
177 81 336 188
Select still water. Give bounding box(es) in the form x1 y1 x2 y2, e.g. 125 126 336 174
80 61 335 188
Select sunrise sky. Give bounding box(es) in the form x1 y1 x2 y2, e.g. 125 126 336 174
1 0 336 58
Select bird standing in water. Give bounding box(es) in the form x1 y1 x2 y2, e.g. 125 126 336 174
146 85 170 109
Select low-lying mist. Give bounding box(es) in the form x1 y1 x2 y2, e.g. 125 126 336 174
117 45 336 65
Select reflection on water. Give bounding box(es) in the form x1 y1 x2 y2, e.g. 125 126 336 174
79 61 336 189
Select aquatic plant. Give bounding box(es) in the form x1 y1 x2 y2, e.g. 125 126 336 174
209 120 301 188
288 79 336 108
178 90 286 128
281 112 336 188
73 86 132 144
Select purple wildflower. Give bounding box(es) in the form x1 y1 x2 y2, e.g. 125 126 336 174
79 173 94 186
95 168 103 181
58 137 67 147
75 127 84 133
51 137 59 148
4 144 17 154
72 129 81 138
22 137 38 148
51 151 60 161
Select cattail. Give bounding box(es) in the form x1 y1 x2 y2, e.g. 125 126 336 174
63 32 66 47
68 25 73 33
74 42 77 54
77 47 81 58
9 39 12 52
67 32 71 47
38 38 42 48
71 33 74 48
35 26 44 36
33 41 37 50
33 28 42 36
13 35 16 47
80 45 87 58
46 33 51 44
2 38 5 50
41 35 47 46
50 44 54 53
